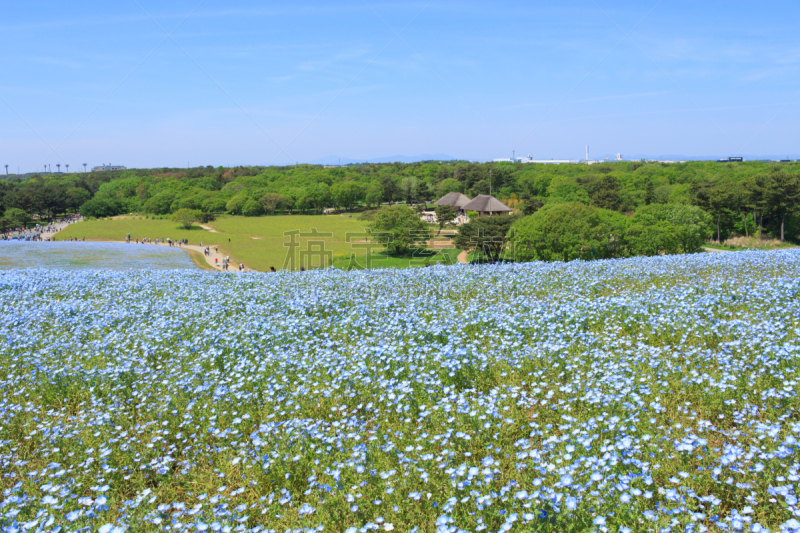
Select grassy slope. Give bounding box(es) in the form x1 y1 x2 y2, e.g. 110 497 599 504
704 241 798 252
57 215 371 272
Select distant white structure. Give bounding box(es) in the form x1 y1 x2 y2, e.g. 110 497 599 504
495 146 628 165
527 159 580 165
92 164 126 172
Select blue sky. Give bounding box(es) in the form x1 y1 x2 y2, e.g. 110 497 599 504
1 0 799 171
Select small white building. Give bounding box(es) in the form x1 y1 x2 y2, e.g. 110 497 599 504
92 164 127 172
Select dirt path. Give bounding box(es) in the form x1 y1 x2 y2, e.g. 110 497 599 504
153 242 253 272
198 224 219 233
703 247 729 253
457 250 469 264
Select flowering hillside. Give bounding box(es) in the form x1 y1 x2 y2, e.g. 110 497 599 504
1 252 799 533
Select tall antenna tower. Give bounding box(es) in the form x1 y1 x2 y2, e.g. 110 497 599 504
586 145 589 161
512 150 515 162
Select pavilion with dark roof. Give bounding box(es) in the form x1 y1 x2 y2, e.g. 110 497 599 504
435 192 472 209
462 195 513 216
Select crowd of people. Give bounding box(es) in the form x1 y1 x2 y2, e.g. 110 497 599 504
121 236 247 272
125 235 191 247
418 210 469 226
1 215 82 241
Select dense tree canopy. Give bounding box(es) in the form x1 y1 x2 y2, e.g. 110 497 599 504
0 160 797 243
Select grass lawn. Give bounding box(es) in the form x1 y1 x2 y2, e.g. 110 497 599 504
329 248 459 270
56 215 388 272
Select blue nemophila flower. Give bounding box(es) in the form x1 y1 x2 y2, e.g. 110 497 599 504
0 251 799 530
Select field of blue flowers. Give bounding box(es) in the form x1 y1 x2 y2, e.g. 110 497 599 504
1 251 799 533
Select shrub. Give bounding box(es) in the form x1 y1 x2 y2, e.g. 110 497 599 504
511 202 628 262
631 204 712 254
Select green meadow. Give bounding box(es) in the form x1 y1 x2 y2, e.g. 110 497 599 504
55 215 457 271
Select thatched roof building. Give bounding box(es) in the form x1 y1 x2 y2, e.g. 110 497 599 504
462 195 513 216
435 192 472 209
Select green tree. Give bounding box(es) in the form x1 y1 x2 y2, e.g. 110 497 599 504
259 193 285 215
691 180 731 243
644 180 656 205
746 175 769 239
589 174 622 211
400 176 419 204
66 187 91 212
143 192 176 215
226 193 249 215
4 208 28 228
79 197 120 218
511 203 628 262
202 197 227 213
331 182 364 210
365 182 384 208
626 205 681 256
547 180 591 205
435 178 462 199
306 183 331 212
242 198 263 217
434 205 456 235
171 208 202 229
766 171 800 242
626 221 679 256
380 176 399 204
369 205 429 255
455 214 518 263
727 181 751 237
666 204 713 254
36 182 67 220
520 196 544 216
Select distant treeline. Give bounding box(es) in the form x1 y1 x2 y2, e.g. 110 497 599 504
1 161 798 241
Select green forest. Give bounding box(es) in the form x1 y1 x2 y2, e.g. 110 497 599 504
2 160 799 245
